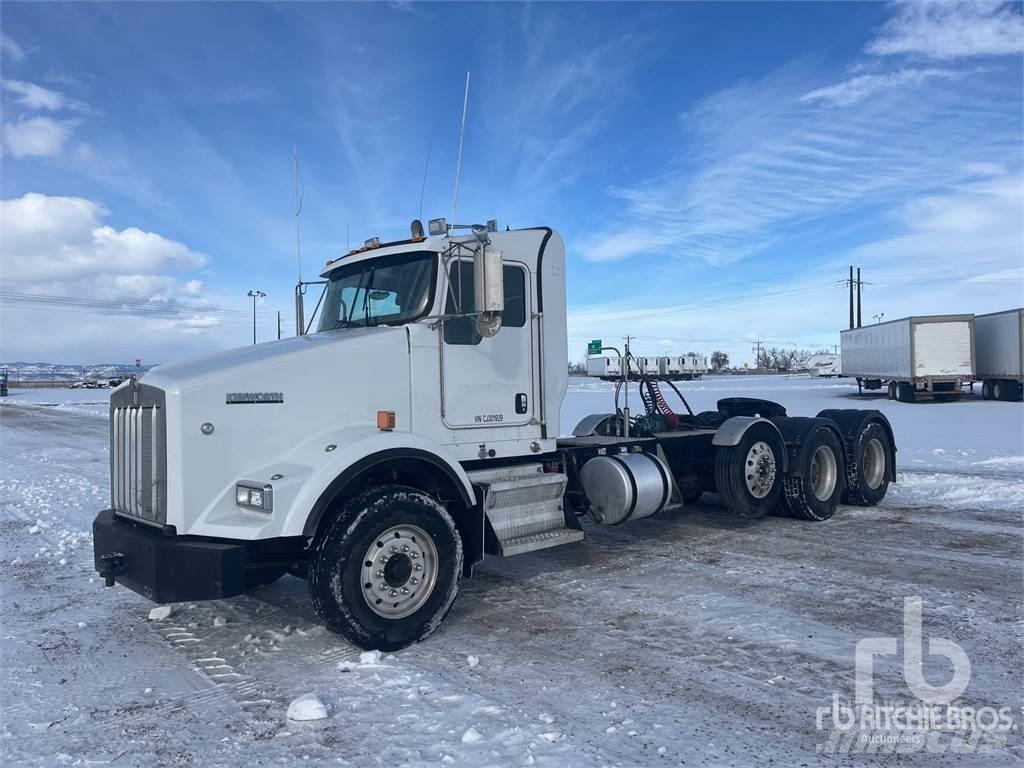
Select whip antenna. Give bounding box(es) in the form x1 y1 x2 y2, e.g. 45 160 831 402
418 138 433 221
449 71 470 238
293 146 304 282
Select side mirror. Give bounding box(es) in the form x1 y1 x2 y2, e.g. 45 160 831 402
473 247 503 337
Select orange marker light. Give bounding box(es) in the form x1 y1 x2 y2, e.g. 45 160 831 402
377 410 396 431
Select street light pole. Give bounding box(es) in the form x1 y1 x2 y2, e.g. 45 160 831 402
247 290 266 344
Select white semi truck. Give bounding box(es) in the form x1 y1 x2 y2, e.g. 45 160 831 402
841 315 975 402
94 221 897 650
976 308 1024 401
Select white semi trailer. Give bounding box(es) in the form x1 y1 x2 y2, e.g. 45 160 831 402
841 315 975 402
976 308 1024 402
94 221 897 650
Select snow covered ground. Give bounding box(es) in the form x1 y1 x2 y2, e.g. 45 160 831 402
1 377 1021 766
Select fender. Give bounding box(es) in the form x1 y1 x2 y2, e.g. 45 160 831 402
282 429 475 538
711 416 789 472
177 427 475 541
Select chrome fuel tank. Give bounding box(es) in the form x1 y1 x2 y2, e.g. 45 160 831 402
579 452 672 525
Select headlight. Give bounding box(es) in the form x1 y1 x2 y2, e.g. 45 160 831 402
235 482 273 513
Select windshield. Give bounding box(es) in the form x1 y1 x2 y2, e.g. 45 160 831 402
317 251 437 332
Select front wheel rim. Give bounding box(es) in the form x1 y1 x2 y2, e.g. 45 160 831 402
744 441 777 499
809 445 838 501
359 524 439 619
862 438 886 490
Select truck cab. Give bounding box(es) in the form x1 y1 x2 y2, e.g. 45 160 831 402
94 221 897 651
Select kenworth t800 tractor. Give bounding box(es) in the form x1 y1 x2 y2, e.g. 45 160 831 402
94 221 895 650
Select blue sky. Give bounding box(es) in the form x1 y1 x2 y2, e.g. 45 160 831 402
1 1 1022 366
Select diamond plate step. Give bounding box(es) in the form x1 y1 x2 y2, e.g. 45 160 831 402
467 464 581 557
499 528 585 556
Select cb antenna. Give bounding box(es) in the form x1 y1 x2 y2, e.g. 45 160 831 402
293 146 307 337
449 71 470 239
418 137 433 221
293 146 304 282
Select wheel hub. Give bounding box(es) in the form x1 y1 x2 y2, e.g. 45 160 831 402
359 524 438 619
809 445 838 501
383 553 413 587
862 438 886 490
745 441 777 499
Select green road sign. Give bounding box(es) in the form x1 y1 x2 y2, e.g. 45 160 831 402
587 339 602 355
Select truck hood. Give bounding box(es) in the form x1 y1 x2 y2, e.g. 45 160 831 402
142 326 406 393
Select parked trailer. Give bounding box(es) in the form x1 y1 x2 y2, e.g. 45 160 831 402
802 353 841 378
93 222 897 651
586 355 623 380
841 315 975 402
976 308 1024 401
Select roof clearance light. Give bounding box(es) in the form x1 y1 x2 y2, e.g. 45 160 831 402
364 237 381 249
428 218 447 236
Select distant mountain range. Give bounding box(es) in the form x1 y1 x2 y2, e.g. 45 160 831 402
1 362 155 382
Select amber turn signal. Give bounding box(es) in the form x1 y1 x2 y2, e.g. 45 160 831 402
377 410 396 431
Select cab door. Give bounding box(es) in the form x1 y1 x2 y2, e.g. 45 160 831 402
440 258 535 429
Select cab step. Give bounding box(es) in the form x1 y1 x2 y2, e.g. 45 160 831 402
466 464 582 556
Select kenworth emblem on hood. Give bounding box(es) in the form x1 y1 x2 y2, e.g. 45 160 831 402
226 392 284 404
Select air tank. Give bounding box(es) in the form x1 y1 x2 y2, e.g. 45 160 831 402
579 452 672 525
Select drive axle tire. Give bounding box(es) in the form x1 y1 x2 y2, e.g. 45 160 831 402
843 422 893 506
714 422 785 519
308 486 462 651
887 382 896 400
982 380 992 400
896 382 915 403
781 426 845 521
992 380 1005 401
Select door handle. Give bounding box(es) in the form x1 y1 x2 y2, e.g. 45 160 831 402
515 393 528 414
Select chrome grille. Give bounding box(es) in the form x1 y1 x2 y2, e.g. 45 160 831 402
110 381 166 524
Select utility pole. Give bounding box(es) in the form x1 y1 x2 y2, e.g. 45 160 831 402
752 339 763 369
856 267 862 328
277 311 282 340
247 289 266 345
848 266 855 329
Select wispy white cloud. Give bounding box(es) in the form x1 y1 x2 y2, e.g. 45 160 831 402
0 32 25 62
867 1 1024 60
799 67 964 106
2 78 88 112
1 116 75 157
579 60 1019 266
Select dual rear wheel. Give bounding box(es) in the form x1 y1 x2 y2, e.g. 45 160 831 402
715 418 891 521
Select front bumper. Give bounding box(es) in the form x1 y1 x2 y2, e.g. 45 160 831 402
93 509 249 603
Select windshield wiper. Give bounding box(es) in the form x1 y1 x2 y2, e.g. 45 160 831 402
362 269 377 327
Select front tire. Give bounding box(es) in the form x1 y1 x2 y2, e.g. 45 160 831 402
308 486 463 651
714 422 785 519
781 426 845 521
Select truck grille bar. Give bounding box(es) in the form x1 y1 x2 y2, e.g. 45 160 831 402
110 382 167 525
